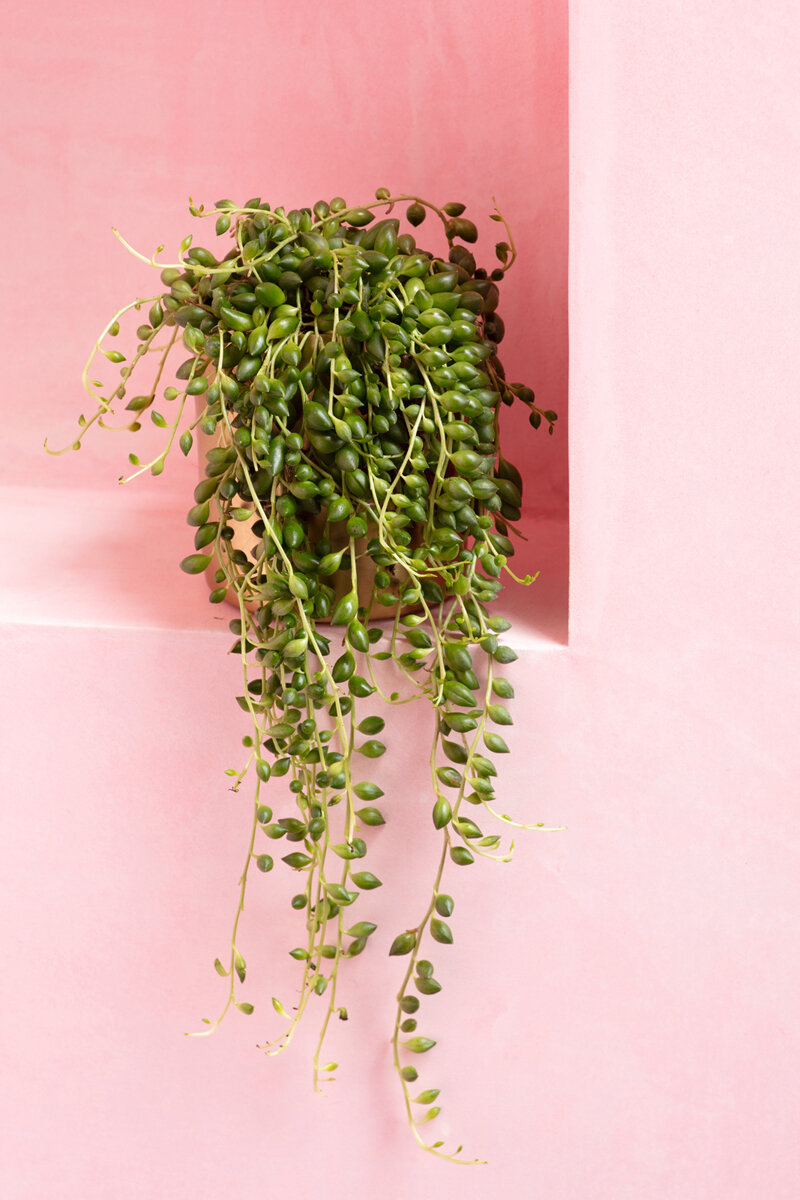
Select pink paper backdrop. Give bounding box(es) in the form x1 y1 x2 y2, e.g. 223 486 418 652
3 2 800 1199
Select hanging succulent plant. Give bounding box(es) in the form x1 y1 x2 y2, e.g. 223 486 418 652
49 190 560 1163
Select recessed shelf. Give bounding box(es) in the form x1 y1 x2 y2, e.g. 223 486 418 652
1 484 568 647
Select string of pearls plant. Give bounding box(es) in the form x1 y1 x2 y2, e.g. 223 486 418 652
49 189 560 1163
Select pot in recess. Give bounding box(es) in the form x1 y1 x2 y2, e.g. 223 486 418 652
193 404 415 620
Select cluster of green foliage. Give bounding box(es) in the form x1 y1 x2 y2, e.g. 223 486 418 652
50 189 558 1163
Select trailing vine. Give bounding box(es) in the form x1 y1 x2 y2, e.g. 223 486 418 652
49 190 561 1163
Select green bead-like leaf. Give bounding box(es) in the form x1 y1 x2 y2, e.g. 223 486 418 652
448 217 478 243
288 575 309 600
331 650 356 682
443 681 476 708
442 739 468 764
356 806 385 826
330 589 358 626
346 921 377 939
326 495 351 523
472 754 497 778
325 882 358 905
444 642 472 672
389 932 416 956
358 739 386 759
318 549 346 575
268 721 294 738
353 781 384 801
349 675 375 698
432 797 452 829
493 645 519 664
431 918 453 945
282 852 312 869
351 871 382 890
404 1036 436 1053
180 553 212 575
357 716 386 735
283 636 308 658
445 713 478 733
347 619 370 653
331 842 358 859
484 732 510 754
434 894 454 917
187 502 210 527
345 207 374 226
255 282 286 308
436 766 462 789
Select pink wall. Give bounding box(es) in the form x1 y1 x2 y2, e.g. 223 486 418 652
3 2 800 1199
2 0 568 514
562 3 800 1194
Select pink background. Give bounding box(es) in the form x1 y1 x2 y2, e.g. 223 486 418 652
2 0 568 515
3 2 800 1199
